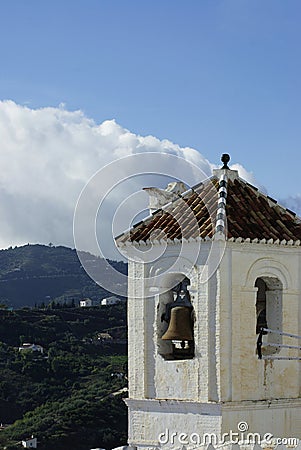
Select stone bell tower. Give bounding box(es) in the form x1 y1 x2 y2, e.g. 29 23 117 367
116 154 301 449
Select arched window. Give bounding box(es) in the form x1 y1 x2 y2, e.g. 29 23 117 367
157 276 195 360
255 276 282 355
255 278 268 334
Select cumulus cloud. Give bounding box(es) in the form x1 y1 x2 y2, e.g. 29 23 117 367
0 101 212 255
0 100 288 260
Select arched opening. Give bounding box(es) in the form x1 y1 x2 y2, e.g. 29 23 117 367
157 276 195 360
255 278 268 334
255 276 282 355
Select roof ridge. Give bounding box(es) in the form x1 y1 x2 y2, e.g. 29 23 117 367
215 173 228 237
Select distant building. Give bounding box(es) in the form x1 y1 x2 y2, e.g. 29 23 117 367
101 296 121 306
19 343 44 354
79 298 93 307
22 436 38 448
97 332 113 341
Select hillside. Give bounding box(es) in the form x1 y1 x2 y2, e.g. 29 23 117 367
0 244 127 308
0 305 128 450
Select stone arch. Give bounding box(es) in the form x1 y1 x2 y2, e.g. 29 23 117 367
154 269 196 360
255 275 283 355
147 255 198 293
243 257 291 291
243 258 287 357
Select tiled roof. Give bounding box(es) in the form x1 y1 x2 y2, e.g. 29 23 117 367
116 170 301 246
226 178 301 242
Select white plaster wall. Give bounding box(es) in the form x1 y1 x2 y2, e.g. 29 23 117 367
220 243 301 403
126 399 222 448
155 358 199 400
125 240 301 445
153 261 210 401
148 243 216 402
127 260 147 399
222 399 301 438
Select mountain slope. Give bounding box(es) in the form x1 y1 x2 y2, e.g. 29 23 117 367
0 244 127 308
0 305 128 450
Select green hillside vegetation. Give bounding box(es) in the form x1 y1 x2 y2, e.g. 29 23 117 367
0 305 128 450
0 244 127 308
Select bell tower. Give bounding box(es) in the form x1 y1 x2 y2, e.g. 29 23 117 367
116 155 301 449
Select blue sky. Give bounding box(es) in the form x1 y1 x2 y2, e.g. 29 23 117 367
0 1 300 251
1 1 300 196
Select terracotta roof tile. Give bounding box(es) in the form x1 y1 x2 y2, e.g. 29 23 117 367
116 172 301 245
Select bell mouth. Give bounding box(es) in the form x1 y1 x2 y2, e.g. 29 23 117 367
171 340 192 349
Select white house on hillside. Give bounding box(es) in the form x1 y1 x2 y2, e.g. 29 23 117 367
101 296 121 306
19 343 44 354
22 436 37 448
79 298 93 307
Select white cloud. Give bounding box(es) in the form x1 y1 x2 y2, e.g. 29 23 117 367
228 163 267 194
0 101 212 254
1 100 293 260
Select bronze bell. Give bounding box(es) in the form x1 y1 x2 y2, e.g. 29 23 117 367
162 306 193 341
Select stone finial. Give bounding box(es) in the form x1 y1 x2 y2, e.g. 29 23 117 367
221 153 230 169
213 153 238 181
